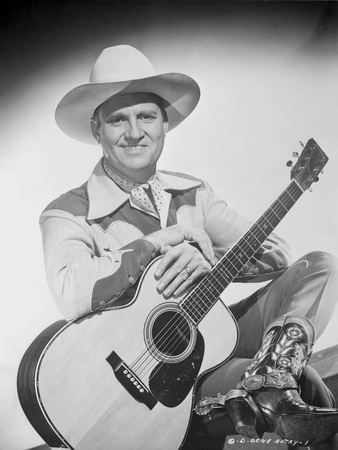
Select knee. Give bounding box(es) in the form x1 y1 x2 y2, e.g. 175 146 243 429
304 251 338 271
300 251 338 283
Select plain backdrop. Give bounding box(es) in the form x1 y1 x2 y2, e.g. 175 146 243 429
1 1 338 449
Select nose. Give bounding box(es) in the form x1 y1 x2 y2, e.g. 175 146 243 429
125 118 144 142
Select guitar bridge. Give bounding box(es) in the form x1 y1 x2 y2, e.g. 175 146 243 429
106 350 158 410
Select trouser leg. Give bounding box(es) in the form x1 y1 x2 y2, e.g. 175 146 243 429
230 251 338 359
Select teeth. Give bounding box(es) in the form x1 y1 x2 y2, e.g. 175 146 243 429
124 146 145 150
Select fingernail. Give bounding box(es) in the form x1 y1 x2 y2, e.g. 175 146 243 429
164 288 171 297
155 269 162 277
158 282 165 291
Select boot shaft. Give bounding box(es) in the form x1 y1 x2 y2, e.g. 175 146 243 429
242 315 315 390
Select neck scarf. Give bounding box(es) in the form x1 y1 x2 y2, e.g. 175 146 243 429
103 159 164 216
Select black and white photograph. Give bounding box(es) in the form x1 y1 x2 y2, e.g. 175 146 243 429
1 1 338 449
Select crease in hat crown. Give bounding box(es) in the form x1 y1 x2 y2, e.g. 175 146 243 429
55 44 200 144
89 45 157 83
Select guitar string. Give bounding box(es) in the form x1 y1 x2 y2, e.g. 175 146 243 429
165 155 311 331
181 182 301 321
144 166 309 374
136 213 300 382
132 182 302 382
130 180 303 381
130 181 302 382
178 169 307 330
130 181 303 381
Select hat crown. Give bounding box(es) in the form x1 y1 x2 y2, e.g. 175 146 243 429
89 45 156 83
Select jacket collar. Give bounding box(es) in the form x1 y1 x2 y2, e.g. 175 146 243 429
87 159 202 220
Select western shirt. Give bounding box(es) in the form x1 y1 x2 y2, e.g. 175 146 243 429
40 158 292 320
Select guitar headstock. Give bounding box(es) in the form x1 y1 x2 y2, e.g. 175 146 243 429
290 139 328 191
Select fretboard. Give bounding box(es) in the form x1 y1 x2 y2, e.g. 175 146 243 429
181 179 304 324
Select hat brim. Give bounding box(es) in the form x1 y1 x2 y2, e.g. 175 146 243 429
55 73 200 145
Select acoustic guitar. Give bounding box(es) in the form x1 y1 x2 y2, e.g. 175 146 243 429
17 139 328 449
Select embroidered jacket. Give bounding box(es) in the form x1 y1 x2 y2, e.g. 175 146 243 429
40 158 292 320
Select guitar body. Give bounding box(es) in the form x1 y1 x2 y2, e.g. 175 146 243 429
18 257 239 450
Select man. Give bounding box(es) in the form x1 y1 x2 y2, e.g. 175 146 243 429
41 45 338 448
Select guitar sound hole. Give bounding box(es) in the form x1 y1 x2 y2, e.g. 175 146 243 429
151 311 191 358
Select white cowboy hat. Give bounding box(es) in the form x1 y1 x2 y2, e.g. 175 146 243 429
55 45 200 144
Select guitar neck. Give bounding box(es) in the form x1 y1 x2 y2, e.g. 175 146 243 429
181 179 304 324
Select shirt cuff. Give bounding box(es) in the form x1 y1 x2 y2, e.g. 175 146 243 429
91 239 158 311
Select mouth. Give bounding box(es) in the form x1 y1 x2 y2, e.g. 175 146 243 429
122 145 148 151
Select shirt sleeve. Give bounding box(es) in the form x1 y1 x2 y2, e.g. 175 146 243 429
40 210 157 321
197 181 293 267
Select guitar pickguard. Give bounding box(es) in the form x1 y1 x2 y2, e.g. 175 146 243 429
149 330 204 407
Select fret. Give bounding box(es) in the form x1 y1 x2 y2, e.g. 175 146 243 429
259 214 274 231
181 180 304 324
188 296 205 318
182 281 220 320
185 307 199 325
276 198 289 213
285 190 297 203
267 207 283 222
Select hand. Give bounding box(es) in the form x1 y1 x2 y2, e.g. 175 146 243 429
142 225 216 266
241 248 288 275
155 242 213 298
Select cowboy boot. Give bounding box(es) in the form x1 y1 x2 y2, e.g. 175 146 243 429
225 315 338 446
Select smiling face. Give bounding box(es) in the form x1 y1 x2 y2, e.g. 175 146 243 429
92 93 168 183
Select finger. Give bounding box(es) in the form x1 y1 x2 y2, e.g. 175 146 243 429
173 263 210 297
241 262 258 275
189 229 216 265
160 255 208 298
158 263 191 294
160 266 193 298
254 260 274 273
168 252 211 297
195 239 215 265
155 248 191 279
241 260 274 275
156 254 192 292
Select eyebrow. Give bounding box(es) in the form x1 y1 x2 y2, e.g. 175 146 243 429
137 109 159 115
104 108 159 121
105 111 128 121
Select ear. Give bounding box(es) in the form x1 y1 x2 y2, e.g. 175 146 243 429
90 117 101 143
163 120 169 135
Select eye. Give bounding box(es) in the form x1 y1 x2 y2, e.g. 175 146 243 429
138 114 156 122
108 116 126 126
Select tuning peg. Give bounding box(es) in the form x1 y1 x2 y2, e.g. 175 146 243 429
299 141 305 148
287 150 300 167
